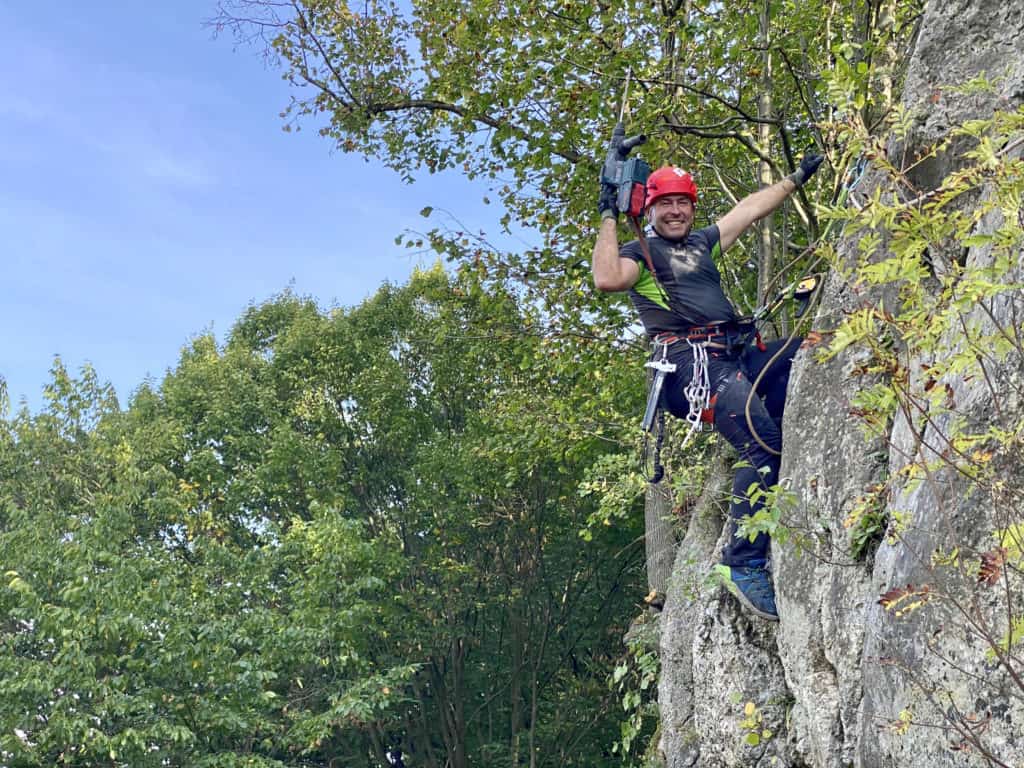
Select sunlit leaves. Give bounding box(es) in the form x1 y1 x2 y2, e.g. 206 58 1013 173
215 0 866 349
985 617 1024 663
878 583 932 618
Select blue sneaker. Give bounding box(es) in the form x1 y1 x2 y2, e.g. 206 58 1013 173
714 564 779 621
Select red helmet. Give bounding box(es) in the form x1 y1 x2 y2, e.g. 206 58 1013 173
645 166 698 207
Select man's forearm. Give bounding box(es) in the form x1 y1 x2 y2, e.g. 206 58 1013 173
736 177 798 222
714 152 824 252
591 218 631 292
717 177 799 251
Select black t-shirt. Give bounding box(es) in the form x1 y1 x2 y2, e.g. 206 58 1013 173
620 224 738 335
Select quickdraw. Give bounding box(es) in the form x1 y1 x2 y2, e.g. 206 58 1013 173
642 335 716 483
681 340 711 440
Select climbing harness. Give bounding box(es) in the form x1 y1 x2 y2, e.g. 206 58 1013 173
641 330 727 483
640 282 822 480
642 332 720 441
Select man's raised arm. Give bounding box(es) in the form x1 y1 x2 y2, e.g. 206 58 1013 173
591 127 643 293
716 154 823 252
592 216 639 292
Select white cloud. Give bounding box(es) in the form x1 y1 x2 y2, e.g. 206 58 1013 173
94 135 217 188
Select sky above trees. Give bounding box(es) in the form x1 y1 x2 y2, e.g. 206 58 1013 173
1 0 498 413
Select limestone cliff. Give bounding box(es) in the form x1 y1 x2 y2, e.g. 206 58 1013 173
657 2 1024 766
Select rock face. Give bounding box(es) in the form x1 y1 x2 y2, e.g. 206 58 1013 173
657 2 1024 767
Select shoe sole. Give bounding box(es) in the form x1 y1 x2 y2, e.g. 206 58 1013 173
713 564 779 622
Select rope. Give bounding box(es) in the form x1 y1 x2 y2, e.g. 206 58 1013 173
743 284 824 456
741 151 868 455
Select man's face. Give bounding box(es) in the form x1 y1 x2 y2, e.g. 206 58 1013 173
651 194 694 240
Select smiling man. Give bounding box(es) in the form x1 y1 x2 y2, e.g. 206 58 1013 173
591 156 822 621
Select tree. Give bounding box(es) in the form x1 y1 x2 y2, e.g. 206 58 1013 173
211 0 921 317
0 267 646 767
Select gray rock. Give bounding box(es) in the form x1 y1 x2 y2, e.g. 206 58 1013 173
657 2 1024 766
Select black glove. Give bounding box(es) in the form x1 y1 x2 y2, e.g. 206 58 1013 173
598 182 619 220
787 153 824 187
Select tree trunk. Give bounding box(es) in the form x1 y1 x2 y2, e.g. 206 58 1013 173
367 725 389 768
450 637 467 768
527 602 553 768
431 651 468 768
636 0 694 610
509 604 524 767
643 474 676 603
410 674 440 768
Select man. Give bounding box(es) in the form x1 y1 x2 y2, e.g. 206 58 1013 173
591 154 823 620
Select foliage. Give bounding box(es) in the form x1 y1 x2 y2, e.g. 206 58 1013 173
204 2 932 617
738 701 773 749
734 471 800 549
210 0 922 341
609 618 659 764
0 268 647 767
577 453 647 539
842 481 889 559
2 0 965 764
822 89 1024 761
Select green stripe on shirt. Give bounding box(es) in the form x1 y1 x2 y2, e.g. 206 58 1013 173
633 265 670 310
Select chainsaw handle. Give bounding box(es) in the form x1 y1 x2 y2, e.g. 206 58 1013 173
621 133 647 152
608 123 646 158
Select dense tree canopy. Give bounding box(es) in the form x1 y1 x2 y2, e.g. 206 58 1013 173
0 268 647 767
213 0 922 322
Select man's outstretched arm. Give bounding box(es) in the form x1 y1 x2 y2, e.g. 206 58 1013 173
717 155 823 252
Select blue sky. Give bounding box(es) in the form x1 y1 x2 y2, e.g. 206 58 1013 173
2 1 503 413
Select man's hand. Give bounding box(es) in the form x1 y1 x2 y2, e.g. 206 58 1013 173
598 182 619 220
598 123 645 220
598 124 627 220
787 153 824 187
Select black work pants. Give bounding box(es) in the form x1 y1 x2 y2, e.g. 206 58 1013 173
663 337 802 568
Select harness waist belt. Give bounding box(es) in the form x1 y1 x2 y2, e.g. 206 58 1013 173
655 321 756 348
